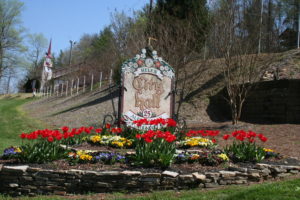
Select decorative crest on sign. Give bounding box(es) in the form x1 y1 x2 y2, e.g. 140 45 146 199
121 48 174 80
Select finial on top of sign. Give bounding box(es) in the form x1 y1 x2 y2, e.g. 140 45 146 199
146 37 157 58
148 37 157 46
148 37 157 51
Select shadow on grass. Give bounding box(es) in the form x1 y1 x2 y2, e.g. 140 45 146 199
51 88 119 116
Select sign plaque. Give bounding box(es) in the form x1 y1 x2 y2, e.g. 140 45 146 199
120 48 175 129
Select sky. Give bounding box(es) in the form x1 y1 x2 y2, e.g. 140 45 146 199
20 0 149 56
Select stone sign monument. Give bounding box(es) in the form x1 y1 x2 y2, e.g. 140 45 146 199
120 48 175 129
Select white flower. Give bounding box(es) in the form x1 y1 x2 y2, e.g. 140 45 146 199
135 54 141 59
160 66 164 71
141 54 146 59
142 49 146 54
145 58 154 67
152 50 157 55
167 70 174 78
158 57 163 61
133 63 138 68
153 55 158 59
128 62 133 67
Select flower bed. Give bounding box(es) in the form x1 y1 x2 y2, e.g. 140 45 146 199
0 118 293 196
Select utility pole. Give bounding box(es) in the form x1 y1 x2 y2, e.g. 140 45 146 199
150 0 153 14
69 40 76 66
297 1 300 49
258 0 264 54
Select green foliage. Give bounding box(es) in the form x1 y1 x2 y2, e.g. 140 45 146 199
19 140 67 163
135 138 176 168
224 141 266 163
91 27 114 55
152 0 209 51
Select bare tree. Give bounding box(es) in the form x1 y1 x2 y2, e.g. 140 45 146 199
27 33 48 68
211 0 273 124
0 0 25 80
147 13 210 119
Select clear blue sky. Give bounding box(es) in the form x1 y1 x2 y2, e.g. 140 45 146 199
20 0 149 56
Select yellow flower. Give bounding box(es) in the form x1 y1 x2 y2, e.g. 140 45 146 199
183 137 213 147
15 147 22 153
263 148 274 152
79 154 92 161
126 140 132 146
90 135 101 143
218 153 229 161
112 141 124 147
77 150 93 156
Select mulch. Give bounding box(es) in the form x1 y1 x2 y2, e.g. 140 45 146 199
190 122 300 159
1 123 299 174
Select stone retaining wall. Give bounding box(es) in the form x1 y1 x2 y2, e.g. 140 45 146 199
210 79 300 123
0 163 300 196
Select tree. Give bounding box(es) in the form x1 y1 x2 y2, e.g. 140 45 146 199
147 0 211 119
27 33 48 69
279 0 300 49
211 0 273 125
0 0 25 80
153 0 209 52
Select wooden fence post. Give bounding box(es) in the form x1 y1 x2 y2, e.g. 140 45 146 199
66 81 68 96
61 84 64 97
91 74 94 91
109 69 113 85
77 77 79 95
83 76 86 92
71 79 74 96
99 72 102 89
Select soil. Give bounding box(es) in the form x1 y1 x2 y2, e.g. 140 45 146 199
1 141 294 174
191 122 300 159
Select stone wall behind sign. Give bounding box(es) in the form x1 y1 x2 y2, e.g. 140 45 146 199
121 49 174 129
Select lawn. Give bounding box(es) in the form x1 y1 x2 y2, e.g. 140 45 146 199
112 178 300 200
0 177 299 200
0 96 44 153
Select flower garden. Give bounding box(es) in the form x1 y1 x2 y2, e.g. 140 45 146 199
2 117 300 196
1 118 280 170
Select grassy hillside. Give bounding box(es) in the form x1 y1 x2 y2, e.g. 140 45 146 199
0 95 44 152
20 49 300 128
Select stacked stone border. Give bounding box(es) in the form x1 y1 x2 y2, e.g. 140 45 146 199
0 163 300 196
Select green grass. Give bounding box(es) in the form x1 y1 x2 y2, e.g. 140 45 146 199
111 178 300 200
0 96 44 153
0 178 299 200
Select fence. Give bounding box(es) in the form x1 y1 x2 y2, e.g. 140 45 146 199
38 69 113 98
